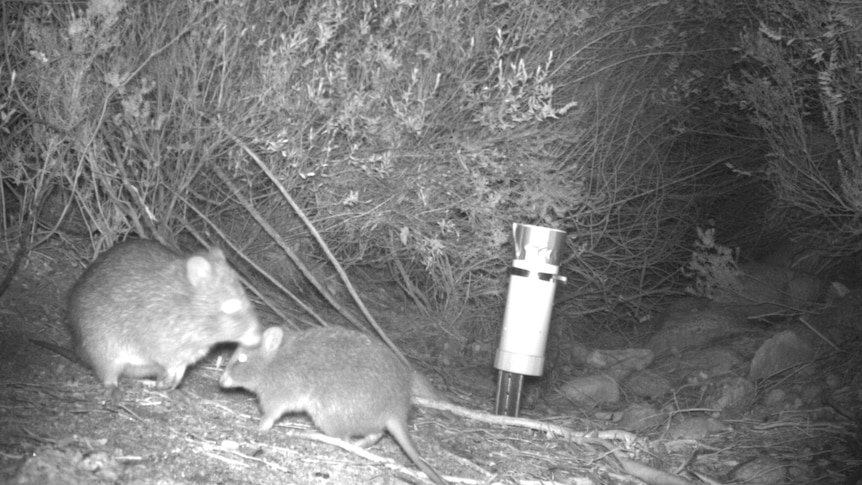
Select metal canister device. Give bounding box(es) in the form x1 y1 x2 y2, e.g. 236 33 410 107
494 223 566 416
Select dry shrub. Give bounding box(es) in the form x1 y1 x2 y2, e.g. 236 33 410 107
0 0 787 343
685 227 742 302
1 1 252 250
722 0 862 274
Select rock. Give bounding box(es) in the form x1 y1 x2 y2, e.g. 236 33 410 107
732 457 807 484
583 347 654 371
647 307 744 357
558 374 619 405
623 370 672 399
712 262 824 318
616 403 663 431
667 416 731 440
703 375 755 415
749 330 814 380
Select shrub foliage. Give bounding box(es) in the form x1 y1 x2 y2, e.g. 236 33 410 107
1 0 860 339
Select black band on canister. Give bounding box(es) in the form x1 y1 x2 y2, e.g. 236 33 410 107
508 266 555 281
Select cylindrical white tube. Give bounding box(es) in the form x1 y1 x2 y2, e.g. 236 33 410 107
494 224 566 377
495 266 558 375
